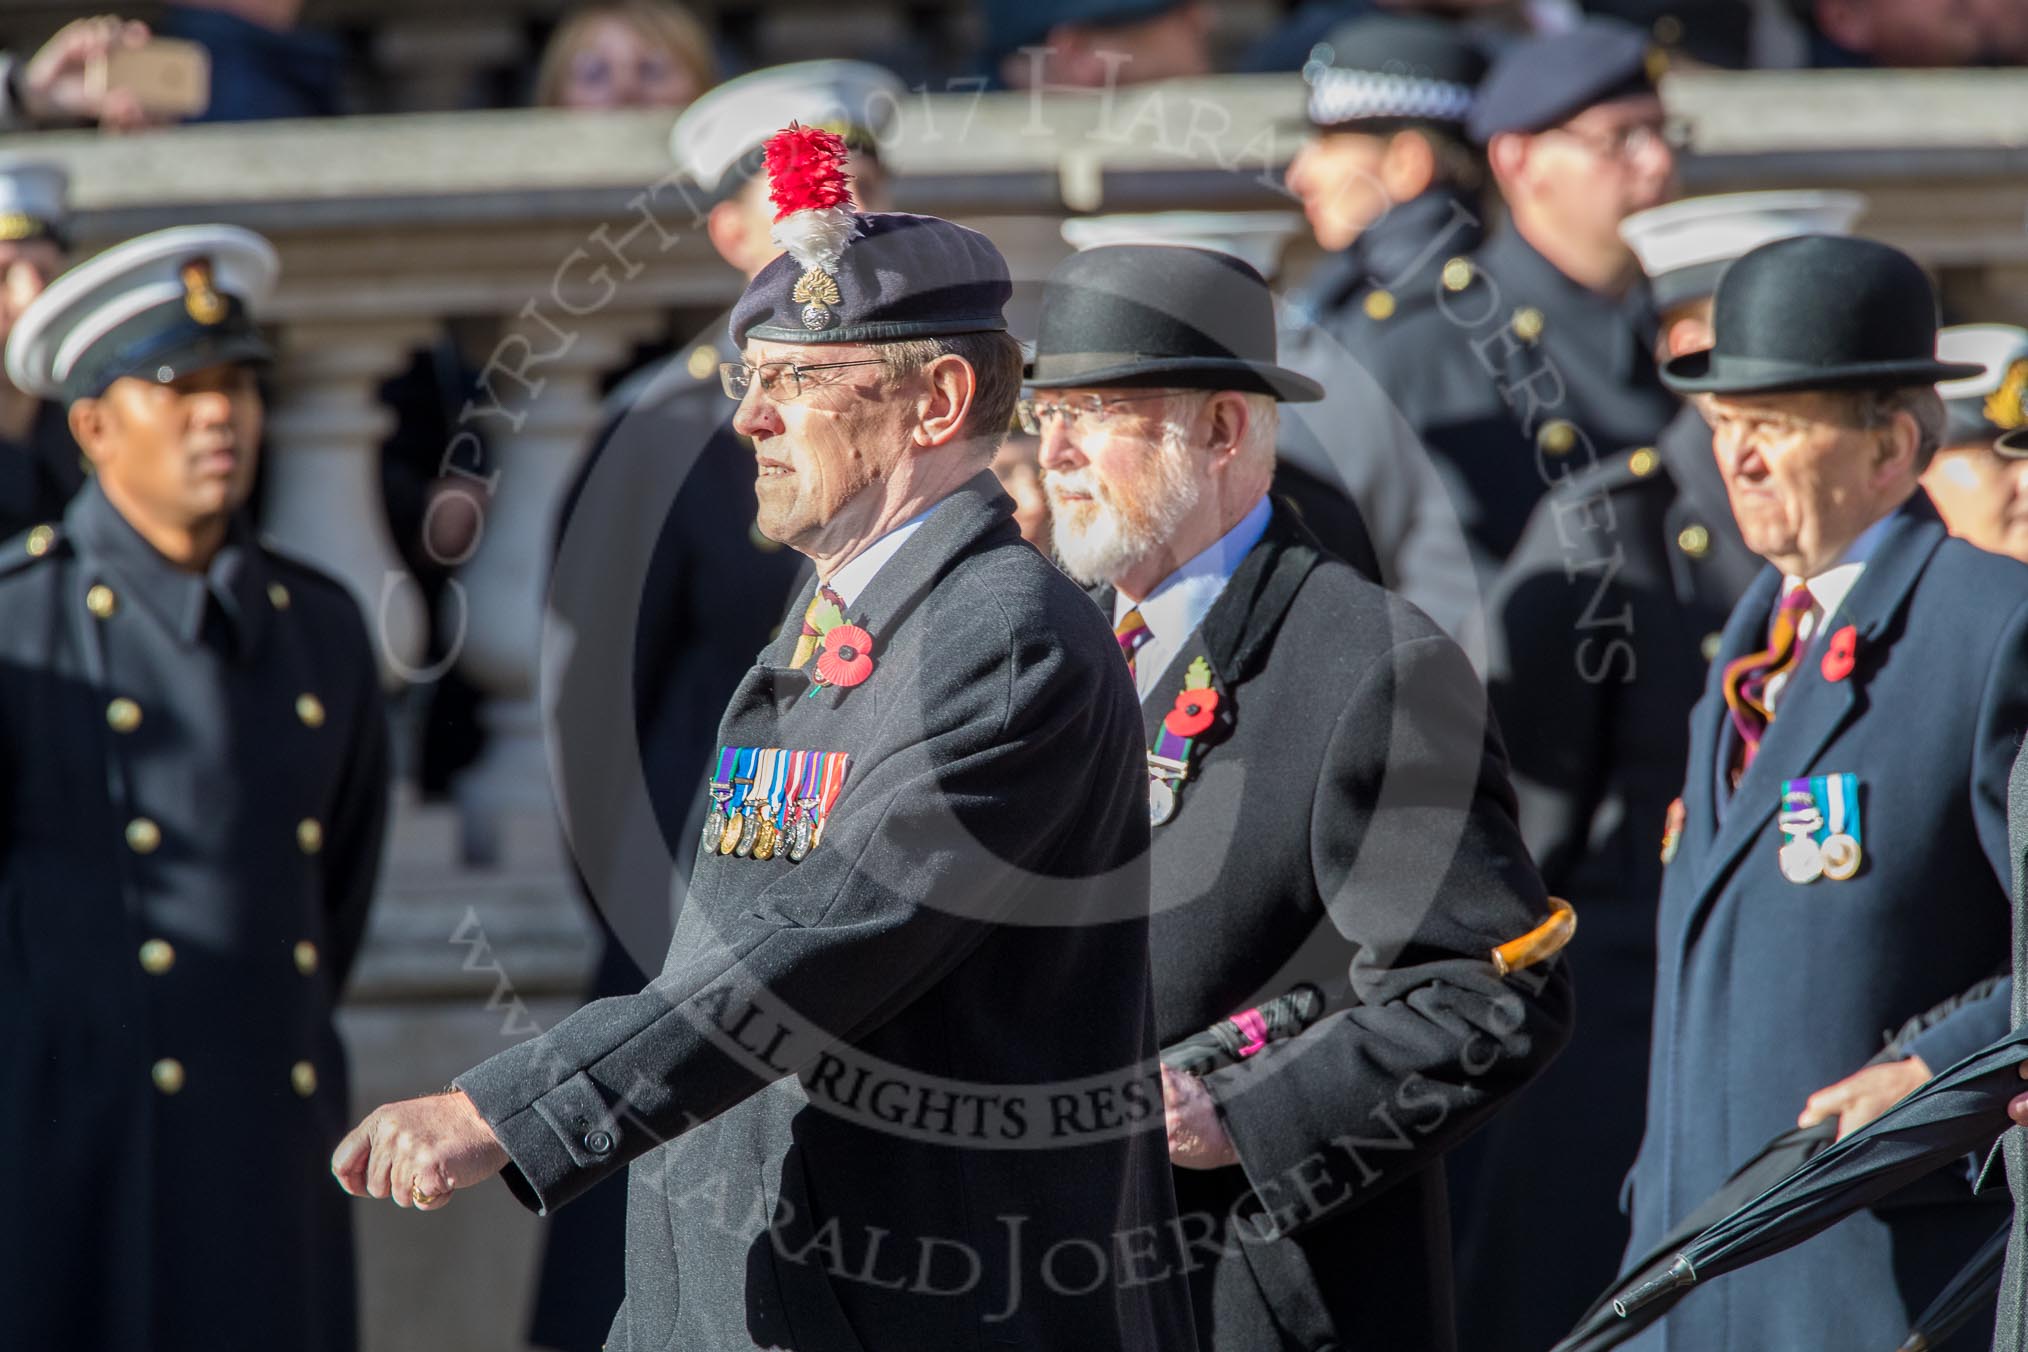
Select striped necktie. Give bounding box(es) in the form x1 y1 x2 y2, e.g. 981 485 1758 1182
791 584 847 670
1115 605 1153 678
1723 583 1815 779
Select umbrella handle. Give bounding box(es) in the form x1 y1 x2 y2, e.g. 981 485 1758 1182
1613 1255 1698 1318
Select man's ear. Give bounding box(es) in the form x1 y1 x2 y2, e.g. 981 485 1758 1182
1485 131 1530 193
912 354 977 450
1382 130 1439 204
1875 408 1921 482
706 197 768 276
68 395 110 472
1201 391 1250 470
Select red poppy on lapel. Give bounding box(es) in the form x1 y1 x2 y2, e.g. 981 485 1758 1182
1165 687 1220 738
815 624 876 688
1820 624 1857 683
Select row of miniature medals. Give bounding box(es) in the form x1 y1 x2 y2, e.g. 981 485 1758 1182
704 746 852 863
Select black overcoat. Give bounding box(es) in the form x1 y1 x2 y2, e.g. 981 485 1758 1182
1110 503 1573 1351
0 481 390 1351
458 475 1199 1352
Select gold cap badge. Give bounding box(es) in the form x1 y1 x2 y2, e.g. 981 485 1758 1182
181 257 226 326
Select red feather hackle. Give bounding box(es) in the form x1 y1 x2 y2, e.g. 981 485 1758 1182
764 123 855 221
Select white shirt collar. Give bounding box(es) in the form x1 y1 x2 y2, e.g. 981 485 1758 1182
1112 496 1272 697
825 507 935 608
1782 509 1896 624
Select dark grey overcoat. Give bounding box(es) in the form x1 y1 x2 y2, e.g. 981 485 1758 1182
458 474 1198 1352
1111 503 1573 1351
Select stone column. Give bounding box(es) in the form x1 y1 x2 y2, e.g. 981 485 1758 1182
263 318 438 688
449 310 666 863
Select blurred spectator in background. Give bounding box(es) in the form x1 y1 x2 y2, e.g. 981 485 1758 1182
991 428 1051 549
534 0 716 111
1461 189 1866 1352
1971 0 2028 63
535 59 905 1352
1800 0 1985 66
157 0 345 121
1923 324 2028 562
1277 13 1488 638
0 14 156 131
1356 18 1681 590
987 0 1214 87
0 159 83 538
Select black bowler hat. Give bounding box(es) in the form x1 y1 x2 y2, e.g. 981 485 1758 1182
1661 235 1983 396
1467 17 1655 145
1024 245 1323 402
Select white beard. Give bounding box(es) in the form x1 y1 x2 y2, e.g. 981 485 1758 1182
1044 422 1202 586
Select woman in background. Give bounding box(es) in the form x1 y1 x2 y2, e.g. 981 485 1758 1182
535 0 716 110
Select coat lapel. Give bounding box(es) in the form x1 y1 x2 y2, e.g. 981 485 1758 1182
1681 496 1949 939
752 472 1019 709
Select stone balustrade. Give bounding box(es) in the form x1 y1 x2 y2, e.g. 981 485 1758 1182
3 68 2026 1350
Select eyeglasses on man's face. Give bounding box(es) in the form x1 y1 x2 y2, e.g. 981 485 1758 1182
1545 116 1690 162
720 359 888 402
1014 391 1178 435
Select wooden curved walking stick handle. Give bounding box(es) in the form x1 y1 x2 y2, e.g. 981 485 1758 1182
1491 896 1576 976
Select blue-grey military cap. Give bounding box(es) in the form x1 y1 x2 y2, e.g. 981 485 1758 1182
1466 16 1658 145
0 157 68 248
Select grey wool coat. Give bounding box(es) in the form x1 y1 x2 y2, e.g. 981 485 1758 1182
457 473 1199 1352
1107 502 1575 1351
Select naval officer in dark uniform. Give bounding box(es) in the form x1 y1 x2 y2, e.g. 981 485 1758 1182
1360 19 1681 589
535 60 909 1349
1453 188 1864 1352
0 224 390 1350
1277 14 1488 640
1027 240 1574 1351
336 128 1196 1352
0 157 85 536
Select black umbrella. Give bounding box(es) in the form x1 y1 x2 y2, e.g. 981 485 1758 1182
1608 1028 2028 1326
1898 1221 2011 1352
1551 1119 1839 1352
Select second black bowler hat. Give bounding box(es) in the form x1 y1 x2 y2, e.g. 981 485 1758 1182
1025 244 1323 402
1661 234 1983 396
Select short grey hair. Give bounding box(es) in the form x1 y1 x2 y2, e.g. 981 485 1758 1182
878 331 1025 456
1845 385 1947 474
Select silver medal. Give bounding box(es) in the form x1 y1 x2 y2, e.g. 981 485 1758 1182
1779 834 1823 884
1148 777 1177 827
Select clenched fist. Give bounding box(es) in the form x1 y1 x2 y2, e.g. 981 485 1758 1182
331 1090 509 1211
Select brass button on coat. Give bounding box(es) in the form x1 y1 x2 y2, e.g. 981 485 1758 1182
126 817 161 853
290 1061 318 1097
106 697 142 733
25 524 53 556
1538 420 1577 455
1512 307 1545 342
1678 523 1712 558
295 694 325 728
297 818 323 854
1362 289 1396 321
86 584 118 619
293 940 319 975
267 582 290 610
1441 258 1474 292
1700 631 1723 661
139 938 176 974
152 1058 185 1094
1629 447 1658 477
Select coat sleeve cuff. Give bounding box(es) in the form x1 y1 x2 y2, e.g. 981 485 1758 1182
1904 982 2014 1077
455 1063 625 1216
